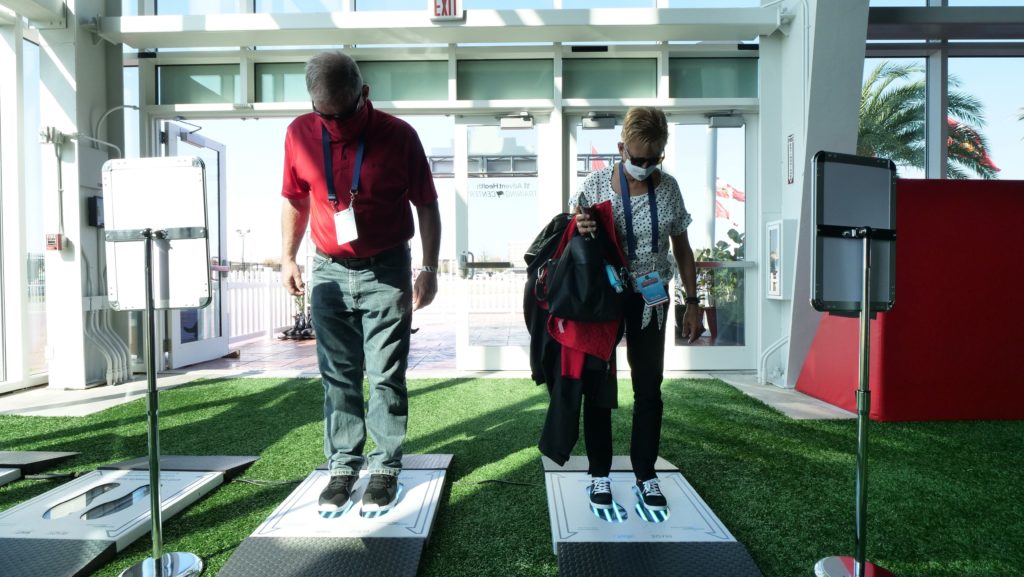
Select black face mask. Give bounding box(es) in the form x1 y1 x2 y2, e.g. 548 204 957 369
315 93 368 142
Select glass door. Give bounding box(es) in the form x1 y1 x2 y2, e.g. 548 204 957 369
161 122 229 368
571 113 757 371
454 119 553 370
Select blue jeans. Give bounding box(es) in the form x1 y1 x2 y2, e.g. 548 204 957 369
309 245 412 477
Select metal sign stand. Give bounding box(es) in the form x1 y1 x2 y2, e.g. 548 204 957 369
814 226 896 577
108 227 204 577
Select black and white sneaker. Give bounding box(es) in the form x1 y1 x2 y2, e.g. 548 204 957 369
636 478 668 511
318 474 356 512
361 474 399 512
588 476 614 509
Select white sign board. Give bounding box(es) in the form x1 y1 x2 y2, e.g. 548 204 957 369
102 156 211 311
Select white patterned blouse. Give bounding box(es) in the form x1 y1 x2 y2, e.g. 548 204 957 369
570 164 692 329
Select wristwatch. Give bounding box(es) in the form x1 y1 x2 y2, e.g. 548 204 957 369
684 296 701 305
421 265 438 273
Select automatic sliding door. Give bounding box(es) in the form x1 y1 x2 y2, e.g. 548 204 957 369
455 123 541 370
574 117 756 371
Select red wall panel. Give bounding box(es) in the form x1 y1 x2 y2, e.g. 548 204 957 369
797 179 1024 421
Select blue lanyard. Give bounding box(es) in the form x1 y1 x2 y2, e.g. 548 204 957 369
321 125 365 208
618 162 659 261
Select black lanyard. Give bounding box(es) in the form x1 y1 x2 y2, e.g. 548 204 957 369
618 162 658 261
321 125 365 209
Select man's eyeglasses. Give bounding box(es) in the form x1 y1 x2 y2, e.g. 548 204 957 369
312 90 363 122
623 146 665 168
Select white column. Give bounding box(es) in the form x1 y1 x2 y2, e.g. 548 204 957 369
706 126 718 251
760 0 871 387
925 43 948 179
38 0 119 388
0 22 30 391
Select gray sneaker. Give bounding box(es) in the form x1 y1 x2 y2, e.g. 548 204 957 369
318 474 357 512
361 474 399 512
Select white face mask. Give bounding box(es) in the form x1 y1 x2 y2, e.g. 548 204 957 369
623 159 657 181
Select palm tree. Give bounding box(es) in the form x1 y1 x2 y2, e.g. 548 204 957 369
859 62 999 179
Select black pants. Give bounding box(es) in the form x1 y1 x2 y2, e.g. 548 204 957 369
585 290 665 481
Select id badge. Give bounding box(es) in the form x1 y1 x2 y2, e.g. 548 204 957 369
334 207 358 245
634 270 669 307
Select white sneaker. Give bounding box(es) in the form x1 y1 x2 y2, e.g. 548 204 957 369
588 476 614 509
637 478 667 511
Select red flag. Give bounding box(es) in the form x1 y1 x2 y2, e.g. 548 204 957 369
947 118 1000 172
715 200 730 219
715 178 746 202
715 178 729 198
591 145 606 170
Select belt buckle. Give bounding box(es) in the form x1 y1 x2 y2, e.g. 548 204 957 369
344 256 372 269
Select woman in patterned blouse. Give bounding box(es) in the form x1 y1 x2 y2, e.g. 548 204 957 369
570 106 702 513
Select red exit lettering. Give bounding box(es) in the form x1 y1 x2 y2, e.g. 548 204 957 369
434 0 454 17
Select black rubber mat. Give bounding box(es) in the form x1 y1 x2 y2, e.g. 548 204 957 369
217 537 424 577
0 538 115 577
100 455 258 480
558 541 763 577
0 451 79 474
316 453 454 471
542 455 678 473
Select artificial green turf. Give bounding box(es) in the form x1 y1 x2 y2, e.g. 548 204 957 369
1 377 1021 577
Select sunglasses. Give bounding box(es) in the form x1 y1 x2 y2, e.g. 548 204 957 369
312 90 363 122
624 146 665 168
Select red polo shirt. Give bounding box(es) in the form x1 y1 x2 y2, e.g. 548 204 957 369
281 100 437 259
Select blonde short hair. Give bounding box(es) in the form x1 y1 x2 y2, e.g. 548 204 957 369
621 107 668 151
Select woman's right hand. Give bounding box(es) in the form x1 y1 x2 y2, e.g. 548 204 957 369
576 210 597 236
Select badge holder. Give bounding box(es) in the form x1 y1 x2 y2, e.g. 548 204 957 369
635 271 669 307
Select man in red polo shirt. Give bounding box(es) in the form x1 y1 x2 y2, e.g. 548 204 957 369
280 51 441 515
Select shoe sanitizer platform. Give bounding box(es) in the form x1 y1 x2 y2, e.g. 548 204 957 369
0 455 257 577
543 456 763 577
218 454 453 577
0 451 80 487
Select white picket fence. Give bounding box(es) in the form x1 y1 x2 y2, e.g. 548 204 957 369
224 269 528 343
225 269 296 344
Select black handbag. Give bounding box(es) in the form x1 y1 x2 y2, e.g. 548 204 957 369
538 225 624 322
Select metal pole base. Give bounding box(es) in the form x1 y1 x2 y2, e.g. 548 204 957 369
118 552 203 577
815 556 896 577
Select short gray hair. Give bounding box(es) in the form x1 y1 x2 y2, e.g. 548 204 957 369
305 51 363 107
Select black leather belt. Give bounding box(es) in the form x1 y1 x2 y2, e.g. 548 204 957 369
315 245 406 270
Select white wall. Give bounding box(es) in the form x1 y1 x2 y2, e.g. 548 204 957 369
758 0 870 387
38 0 123 388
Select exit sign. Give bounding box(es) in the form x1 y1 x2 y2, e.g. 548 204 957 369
430 0 463 21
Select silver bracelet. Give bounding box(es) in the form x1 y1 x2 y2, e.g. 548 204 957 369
420 265 437 273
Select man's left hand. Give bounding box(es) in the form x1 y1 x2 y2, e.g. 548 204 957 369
413 271 437 310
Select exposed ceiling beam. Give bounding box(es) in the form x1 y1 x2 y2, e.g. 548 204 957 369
868 7 1024 41
0 0 63 25
0 6 17 25
97 8 782 50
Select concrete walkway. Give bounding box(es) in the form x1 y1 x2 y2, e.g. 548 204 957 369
0 312 851 420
